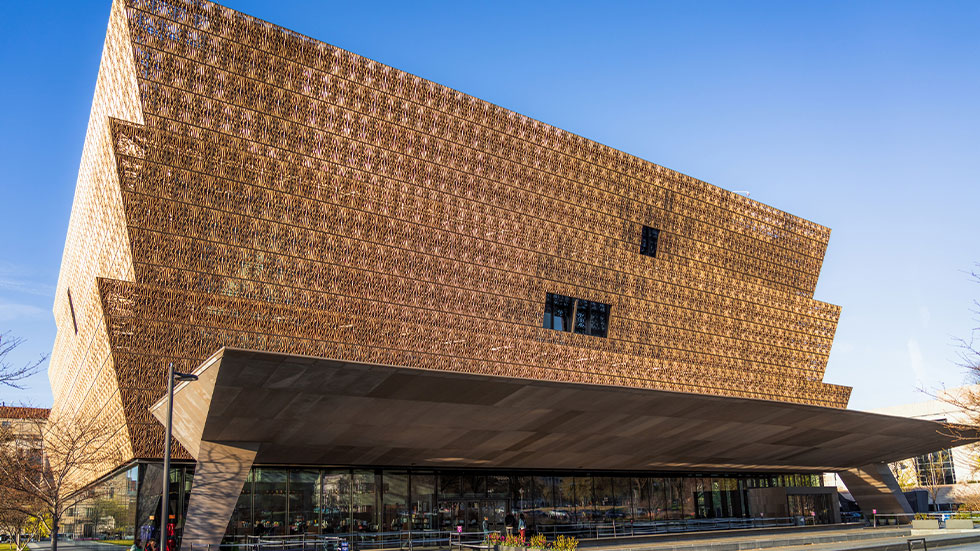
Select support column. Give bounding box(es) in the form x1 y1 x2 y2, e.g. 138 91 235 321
179 441 259 551
838 463 913 516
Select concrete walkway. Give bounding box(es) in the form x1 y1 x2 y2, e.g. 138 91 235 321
27 541 127 551
578 528 980 551
768 530 980 551
25 529 980 551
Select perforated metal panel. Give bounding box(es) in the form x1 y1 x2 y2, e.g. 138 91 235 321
50 0 849 476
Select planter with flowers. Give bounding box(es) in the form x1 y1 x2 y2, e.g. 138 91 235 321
550 535 579 551
526 534 547 551
483 532 503 551
500 533 524 551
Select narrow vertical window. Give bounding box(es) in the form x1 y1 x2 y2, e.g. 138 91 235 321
67 289 79 335
640 226 661 257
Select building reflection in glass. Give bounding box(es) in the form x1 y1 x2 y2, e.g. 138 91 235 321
115 464 827 543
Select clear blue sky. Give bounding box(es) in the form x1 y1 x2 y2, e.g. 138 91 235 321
1 0 977 410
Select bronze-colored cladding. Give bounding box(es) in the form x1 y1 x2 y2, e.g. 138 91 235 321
51 0 849 475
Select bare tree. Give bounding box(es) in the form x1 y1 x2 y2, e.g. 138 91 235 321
890 458 918 491
0 413 123 551
0 332 47 390
0 492 46 551
916 451 952 510
0 443 47 551
958 266 980 405
953 484 980 512
929 267 980 439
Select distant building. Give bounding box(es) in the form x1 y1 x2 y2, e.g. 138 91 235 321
872 387 980 511
0 405 49 459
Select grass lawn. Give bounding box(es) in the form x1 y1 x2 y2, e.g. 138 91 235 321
102 541 134 547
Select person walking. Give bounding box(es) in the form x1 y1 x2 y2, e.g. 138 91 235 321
482 516 489 540
518 514 526 540
505 512 515 537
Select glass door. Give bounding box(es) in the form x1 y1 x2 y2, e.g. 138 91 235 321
465 501 481 532
440 499 510 536
484 500 507 534
438 501 462 532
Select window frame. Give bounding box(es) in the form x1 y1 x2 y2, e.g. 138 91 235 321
543 293 611 338
640 226 661 258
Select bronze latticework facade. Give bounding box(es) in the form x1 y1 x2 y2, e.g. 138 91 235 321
50 0 849 479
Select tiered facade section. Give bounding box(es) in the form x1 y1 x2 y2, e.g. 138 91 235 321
51 0 849 476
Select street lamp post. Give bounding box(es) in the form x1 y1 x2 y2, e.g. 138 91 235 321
161 362 198 551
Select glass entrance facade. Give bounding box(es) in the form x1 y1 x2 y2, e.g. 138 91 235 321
171 466 825 540
79 463 831 545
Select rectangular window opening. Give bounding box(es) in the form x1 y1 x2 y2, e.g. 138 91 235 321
543 293 575 332
543 293 610 338
640 226 661 257
68 289 79 335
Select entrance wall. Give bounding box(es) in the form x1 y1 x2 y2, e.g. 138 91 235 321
145 464 831 545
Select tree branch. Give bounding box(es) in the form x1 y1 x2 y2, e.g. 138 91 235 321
0 332 47 390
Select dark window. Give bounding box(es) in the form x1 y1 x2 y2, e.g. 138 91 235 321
67 289 79 335
543 293 575 332
640 226 661 257
575 300 610 338
543 293 611 338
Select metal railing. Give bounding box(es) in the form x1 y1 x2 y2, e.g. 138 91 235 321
187 535 351 551
174 512 980 551
868 511 980 528
187 531 460 551
183 517 810 551
533 516 800 539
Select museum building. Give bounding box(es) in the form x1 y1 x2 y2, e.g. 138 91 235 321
48 0 970 547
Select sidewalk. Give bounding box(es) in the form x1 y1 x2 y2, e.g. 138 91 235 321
27 542 127 551
767 530 980 551
575 527 980 551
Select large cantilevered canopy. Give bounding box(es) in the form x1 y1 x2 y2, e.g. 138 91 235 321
151 347 976 549
153 347 970 472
